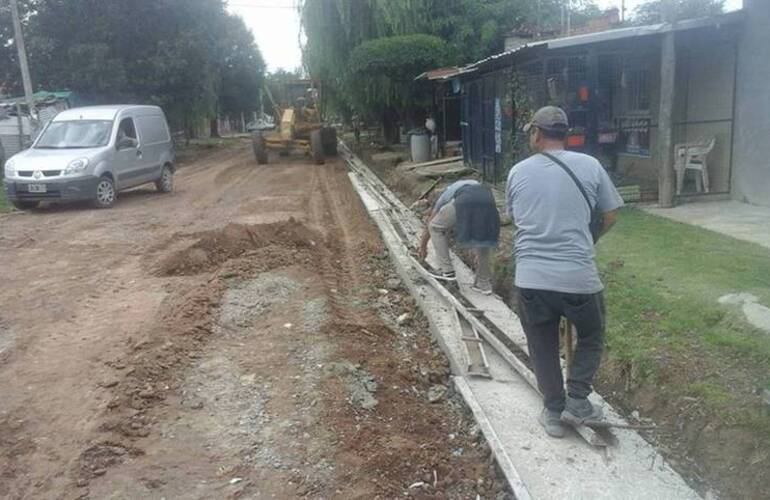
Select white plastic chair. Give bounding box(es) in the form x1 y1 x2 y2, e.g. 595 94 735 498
675 138 716 194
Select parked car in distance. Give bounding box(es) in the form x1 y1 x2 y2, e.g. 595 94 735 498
246 116 275 132
3 105 175 210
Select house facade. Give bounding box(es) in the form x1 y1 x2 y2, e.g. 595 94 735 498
455 1 770 207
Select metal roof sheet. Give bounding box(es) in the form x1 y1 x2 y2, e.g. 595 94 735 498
465 10 744 72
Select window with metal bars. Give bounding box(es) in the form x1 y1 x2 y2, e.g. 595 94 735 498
622 57 652 114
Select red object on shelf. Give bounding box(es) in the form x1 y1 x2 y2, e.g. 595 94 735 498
578 86 590 102
567 134 585 147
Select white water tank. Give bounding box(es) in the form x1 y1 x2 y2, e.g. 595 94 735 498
410 131 431 163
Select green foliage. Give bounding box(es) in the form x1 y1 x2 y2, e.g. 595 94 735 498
0 0 34 95
633 0 725 24
348 34 447 109
218 15 266 117
0 186 10 213
300 0 602 125
344 34 447 136
264 68 304 117
0 0 265 135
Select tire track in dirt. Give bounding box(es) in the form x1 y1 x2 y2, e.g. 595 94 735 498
308 163 383 330
0 146 507 499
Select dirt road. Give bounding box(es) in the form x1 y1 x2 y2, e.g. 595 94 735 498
0 141 506 499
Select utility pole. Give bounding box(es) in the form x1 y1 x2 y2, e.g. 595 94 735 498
621 0 626 23
9 0 36 128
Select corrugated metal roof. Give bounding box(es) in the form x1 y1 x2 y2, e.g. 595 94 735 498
415 66 477 81
466 10 744 73
0 89 74 106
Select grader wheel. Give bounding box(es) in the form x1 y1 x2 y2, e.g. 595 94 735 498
310 129 325 165
321 127 337 156
252 132 268 164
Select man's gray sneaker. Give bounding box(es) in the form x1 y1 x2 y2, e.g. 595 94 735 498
561 396 603 426
470 284 493 295
538 408 566 438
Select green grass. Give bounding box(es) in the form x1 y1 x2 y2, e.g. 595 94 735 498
597 208 770 371
597 207 770 464
0 186 11 213
687 381 731 408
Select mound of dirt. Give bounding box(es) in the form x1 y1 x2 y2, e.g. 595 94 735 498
157 219 320 276
76 442 143 483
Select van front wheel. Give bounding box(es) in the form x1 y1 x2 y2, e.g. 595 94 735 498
156 165 174 193
93 176 116 209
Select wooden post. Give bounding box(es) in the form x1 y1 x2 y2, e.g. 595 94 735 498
16 102 24 148
10 0 36 130
657 31 677 208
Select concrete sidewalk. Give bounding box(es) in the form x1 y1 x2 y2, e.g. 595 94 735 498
645 200 770 250
344 144 699 499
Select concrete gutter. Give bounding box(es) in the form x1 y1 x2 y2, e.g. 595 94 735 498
342 142 701 499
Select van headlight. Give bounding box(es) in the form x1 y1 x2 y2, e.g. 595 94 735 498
64 158 89 175
3 158 15 178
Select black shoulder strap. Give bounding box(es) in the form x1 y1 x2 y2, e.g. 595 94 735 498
541 151 593 212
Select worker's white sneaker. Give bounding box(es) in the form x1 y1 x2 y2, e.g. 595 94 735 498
561 396 604 426
538 408 566 438
428 269 456 281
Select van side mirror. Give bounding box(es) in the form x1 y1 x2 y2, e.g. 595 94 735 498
117 137 138 150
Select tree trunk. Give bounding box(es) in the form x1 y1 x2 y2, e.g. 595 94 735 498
210 118 220 138
381 107 400 144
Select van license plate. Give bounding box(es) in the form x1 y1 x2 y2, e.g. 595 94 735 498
27 183 47 193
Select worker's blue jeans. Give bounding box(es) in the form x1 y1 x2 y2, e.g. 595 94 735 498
514 287 605 413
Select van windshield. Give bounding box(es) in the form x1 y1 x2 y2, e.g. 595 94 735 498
35 120 113 149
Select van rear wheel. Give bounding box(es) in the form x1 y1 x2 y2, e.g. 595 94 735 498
93 175 116 209
156 165 174 193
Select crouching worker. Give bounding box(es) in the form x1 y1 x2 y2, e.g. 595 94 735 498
417 180 500 295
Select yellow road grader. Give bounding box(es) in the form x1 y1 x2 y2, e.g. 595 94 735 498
252 79 337 165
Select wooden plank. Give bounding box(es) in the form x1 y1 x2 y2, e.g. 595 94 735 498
402 155 463 170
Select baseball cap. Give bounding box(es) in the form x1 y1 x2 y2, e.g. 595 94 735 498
522 106 569 133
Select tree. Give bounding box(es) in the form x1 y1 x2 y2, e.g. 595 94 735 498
299 0 602 138
264 68 304 119
633 0 725 24
348 34 448 142
0 0 34 96
212 14 266 136
0 0 265 138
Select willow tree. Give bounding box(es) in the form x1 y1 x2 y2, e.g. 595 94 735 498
299 0 601 138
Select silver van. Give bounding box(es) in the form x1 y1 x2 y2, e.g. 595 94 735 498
3 105 175 209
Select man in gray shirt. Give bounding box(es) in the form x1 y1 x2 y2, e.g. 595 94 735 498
505 106 623 438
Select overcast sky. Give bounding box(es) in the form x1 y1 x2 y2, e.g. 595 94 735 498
228 0 744 73
227 0 303 74
595 0 742 18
